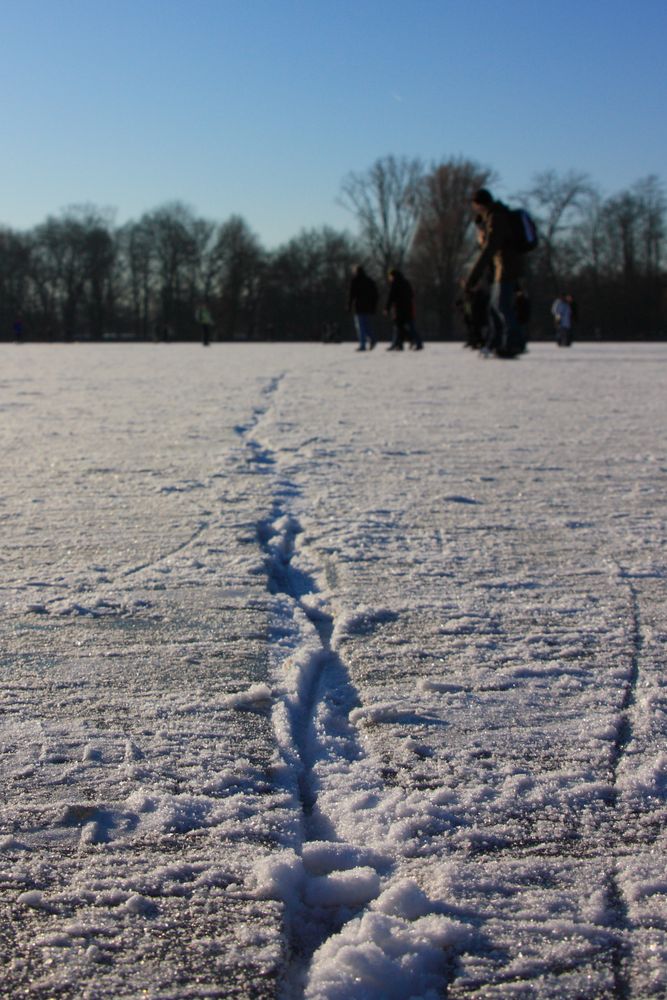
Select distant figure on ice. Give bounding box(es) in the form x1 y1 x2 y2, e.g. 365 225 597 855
463 189 524 359
196 304 214 346
552 295 573 347
384 269 423 351
12 315 24 343
347 265 378 351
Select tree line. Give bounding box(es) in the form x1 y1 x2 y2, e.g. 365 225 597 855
1 157 664 342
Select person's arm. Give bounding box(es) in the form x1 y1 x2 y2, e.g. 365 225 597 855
465 212 500 290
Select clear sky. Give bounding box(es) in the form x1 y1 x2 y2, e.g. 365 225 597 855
1 0 665 247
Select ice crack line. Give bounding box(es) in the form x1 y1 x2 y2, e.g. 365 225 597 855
605 559 644 999
236 390 465 999
247 438 396 996
610 567 642 779
258 509 364 832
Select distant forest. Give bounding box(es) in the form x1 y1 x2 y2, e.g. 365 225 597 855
1 156 665 342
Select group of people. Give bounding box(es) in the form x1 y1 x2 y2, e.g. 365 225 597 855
350 187 578 359
349 187 531 358
347 266 423 352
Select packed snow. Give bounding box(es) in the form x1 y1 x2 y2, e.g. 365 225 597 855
1 341 666 999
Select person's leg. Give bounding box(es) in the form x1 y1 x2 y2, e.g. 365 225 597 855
388 319 404 350
366 316 376 349
490 282 520 355
395 320 407 349
354 314 366 349
409 322 423 349
486 285 502 354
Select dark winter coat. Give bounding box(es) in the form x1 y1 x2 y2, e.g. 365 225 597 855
466 200 521 289
385 271 415 323
348 270 379 315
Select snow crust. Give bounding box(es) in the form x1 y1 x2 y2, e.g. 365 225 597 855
1 342 666 998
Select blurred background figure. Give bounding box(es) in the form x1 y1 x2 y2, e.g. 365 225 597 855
347 265 378 352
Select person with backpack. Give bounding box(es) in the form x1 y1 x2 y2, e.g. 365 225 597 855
463 189 526 358
348 265 379 351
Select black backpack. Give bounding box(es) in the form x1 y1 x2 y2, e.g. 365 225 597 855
510 208 538 253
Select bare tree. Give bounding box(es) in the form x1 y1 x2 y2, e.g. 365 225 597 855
0 228 32 336
519 169 596 289
211 216 265 339
630 175 665 277
141 202 211 337
117 217 156 339
338 155 424 276
262 227 360 339
30 206 115 338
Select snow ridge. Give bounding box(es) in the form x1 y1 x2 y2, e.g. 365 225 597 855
606 563 645 999
238 379 461 1000
611 566 642 774
254 498 469 1000
254 465 392 995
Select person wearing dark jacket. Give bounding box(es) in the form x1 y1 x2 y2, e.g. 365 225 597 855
464 189 523 358
348 265 378 351
384 269 423 351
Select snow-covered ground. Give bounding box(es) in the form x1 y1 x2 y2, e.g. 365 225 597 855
1 341 666 999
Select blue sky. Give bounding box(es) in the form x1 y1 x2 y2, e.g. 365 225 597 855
1 0 665 246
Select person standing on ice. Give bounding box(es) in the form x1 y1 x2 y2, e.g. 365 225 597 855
384 268 423 351
347 265 378 351
196 303 214 347
463 188 522 358
552 295 573 347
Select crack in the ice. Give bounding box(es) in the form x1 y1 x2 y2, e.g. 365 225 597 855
604 561 644 999
123 518 210 578
244 428 396 996
610 571 642 776
236 378 469 998
256 491 368 811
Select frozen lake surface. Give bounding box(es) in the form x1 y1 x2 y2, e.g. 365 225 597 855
1 341 666 999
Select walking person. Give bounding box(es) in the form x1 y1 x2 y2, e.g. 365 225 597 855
347 265 378 351
463 189 523 359
384 269 423 351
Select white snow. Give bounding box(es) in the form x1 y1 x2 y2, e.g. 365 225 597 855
1 341 666 998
